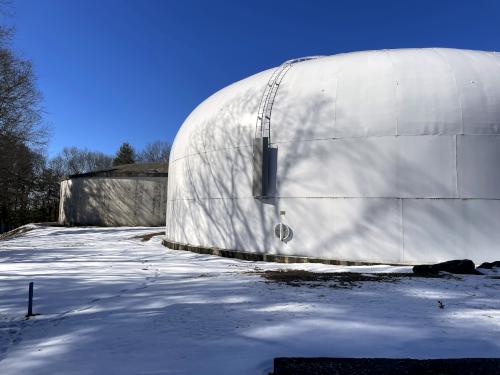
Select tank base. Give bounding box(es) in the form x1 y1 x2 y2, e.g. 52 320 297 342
161 238 401 266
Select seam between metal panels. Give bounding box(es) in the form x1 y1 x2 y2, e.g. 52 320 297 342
170 134 500 163
433 48 465 135
167 196 500 202
170 144 253 163
269 132 500 146
384 49 400 136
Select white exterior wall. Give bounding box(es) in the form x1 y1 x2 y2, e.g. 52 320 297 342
166 48 500 264
60 177 167 227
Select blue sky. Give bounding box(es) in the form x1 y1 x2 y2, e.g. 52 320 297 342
5 0 500 157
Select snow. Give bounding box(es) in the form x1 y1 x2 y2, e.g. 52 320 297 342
0 226 499 375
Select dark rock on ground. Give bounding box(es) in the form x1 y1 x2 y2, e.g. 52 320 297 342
413 259 480 275
477 261 500 269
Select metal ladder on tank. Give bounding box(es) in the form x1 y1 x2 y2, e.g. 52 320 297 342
252 56 323 198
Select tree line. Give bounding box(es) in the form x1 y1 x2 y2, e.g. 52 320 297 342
51 141 171 176
0 27 170 233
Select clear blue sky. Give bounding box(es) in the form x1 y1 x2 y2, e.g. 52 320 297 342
5 0 500 157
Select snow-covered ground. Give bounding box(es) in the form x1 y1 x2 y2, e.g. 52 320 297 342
0 226 499 375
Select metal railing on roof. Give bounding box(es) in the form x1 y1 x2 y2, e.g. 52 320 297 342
254 56 323 141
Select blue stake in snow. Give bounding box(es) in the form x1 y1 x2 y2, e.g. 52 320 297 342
27 282 34 317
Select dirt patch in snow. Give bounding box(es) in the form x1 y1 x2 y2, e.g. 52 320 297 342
259 269 455 288
132 231 165 241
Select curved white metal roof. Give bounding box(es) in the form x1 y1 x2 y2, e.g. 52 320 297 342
171 48 500 162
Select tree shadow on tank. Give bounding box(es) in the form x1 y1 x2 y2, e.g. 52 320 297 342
169 82 499 264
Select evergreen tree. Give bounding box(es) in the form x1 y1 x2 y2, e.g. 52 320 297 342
113 142 136 166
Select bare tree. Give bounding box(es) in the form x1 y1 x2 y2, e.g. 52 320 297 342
137 140 170 163
0 26 47 232
53 146 113 176
0 27 46 146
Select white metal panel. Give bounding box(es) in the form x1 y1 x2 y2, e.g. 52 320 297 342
397 135 457 198
330 198 402 263
167 197 277 251
389 49 462 135
461 199 500 262
166 198 197 245
206 197 276 251
276 139 336 197
183 146 253 199
279 137 398 197
403 198 500 263
334 50 398 138
279 200 401 263
402 199 467 264
458 135 500 198
165 199 176 240
271 59 337 142
165 159 176 200
292 137 398 197
271 198 340 257
440 49 500 134
166 159 186 201
277 135 456 198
